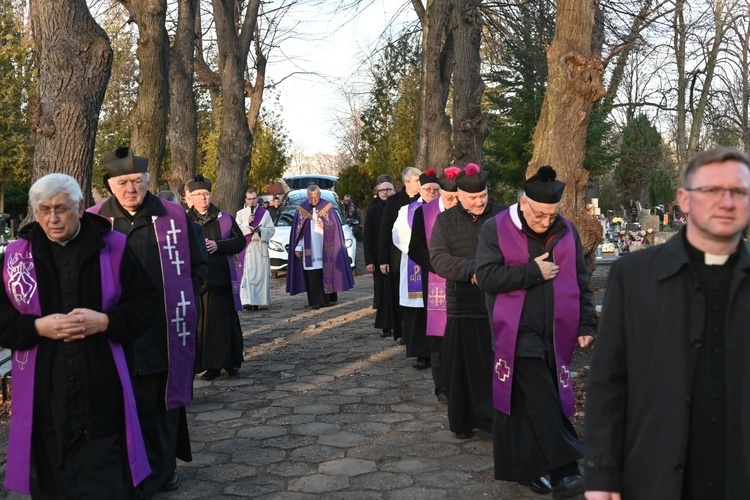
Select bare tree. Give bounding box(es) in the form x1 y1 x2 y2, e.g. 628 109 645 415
166 0 198 191
119 0 170 193
413 0 454 170
527 0 606 256
452 0 487 165
30 0 113 207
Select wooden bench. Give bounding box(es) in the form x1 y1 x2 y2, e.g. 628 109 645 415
0 347 12 402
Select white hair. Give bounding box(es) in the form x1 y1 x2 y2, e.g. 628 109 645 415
29 173 84 207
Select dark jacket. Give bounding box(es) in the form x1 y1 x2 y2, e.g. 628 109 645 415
584 231 750 498
378 187 419 268
0 213 158 435
364 198 386 272
430 201 506 318
187 204 245 291
474 204 595 359
97 192 208 375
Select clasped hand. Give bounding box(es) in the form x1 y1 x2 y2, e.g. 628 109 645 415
35 309 109 342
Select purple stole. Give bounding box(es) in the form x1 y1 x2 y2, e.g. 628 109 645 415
406 200 423 300
286 200 354 295
217 212 243 311
153 200 197 409
237 205 267 274
491 210 580 417
89 199 198 409
2 234 150 493
422 199 446 337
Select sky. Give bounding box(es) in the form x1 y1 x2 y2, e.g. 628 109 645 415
268 0 416 156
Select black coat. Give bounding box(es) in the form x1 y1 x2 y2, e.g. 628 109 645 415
364 198 386 272
429 202 506 318
584 231 750 498
0 213 158 436
187 204 245 291
97 192 207 375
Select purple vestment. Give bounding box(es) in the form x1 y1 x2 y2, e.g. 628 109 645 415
2 233 151 493
491 210 580 416
217 212 243 311
89 199 198 409
422 198 447 337
405 200 423 299
285 199 355 295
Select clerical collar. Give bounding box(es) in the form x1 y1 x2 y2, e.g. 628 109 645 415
683 230 738 266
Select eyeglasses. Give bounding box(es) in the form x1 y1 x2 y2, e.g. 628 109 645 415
36 204 75 217
683 185 750 201
421 186 440 194
245 197 258 201
525 201 559 222
378 188 394 193
191 192 210 198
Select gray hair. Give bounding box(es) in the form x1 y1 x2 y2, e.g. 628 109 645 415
307 184 321 195
29 173 84 207
402 167 421 182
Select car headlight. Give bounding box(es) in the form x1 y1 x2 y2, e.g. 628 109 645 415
345 238 353 249
268 240 285 252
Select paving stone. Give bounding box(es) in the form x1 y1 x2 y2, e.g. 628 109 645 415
194 409 243 421
318 458 377 476
236 425 287 439
291 421 341 436
317 431 370 448
287 474 350 493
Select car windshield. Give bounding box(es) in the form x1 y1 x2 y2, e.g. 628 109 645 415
275 190 344 227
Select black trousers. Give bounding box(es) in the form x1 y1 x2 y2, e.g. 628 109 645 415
303 268 335 307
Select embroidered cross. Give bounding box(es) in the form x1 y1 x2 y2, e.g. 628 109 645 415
176 291 191 317
559 365 570 387
428 286 446 307
170 250 185 276
166 219 182 245
495 358 510 382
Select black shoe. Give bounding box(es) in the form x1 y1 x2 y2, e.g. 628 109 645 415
161 469 180 492
228 366 240 376
437 392 448 403
201 369 221 381
311 304 321 310
552 474 584 499
455 431 474 439
252 305 259 310
519 476 552 495
413 358 430 370
379 329 390 338
242 304 252 310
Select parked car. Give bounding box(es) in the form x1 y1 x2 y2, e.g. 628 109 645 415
283 174 338 190
268 189 357 277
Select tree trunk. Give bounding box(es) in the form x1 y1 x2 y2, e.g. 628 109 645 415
414 0 453 171
673 0 687 168
451 0 487 166
528 0 605 258
29 0 112 210
166 0 198 192
210 0 260 214
120 0 170 193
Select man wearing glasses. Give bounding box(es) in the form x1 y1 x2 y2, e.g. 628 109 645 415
584 147 750 499
235 190 275 310
1 173 158 498
185 175 246 382
364 176 396 337
475 165 595 498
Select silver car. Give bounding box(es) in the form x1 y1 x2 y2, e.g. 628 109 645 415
268 189 357 277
